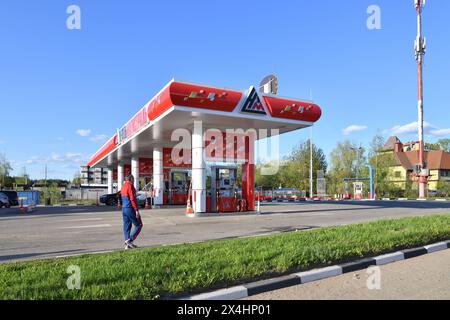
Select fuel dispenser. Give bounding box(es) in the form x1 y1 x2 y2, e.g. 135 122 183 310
353 182 364 200
207 166 238 213
168 170 190 205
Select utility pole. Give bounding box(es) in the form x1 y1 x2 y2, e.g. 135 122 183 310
414 0 428 199
309 88 313 199
310 127 313 199
44 164 47 188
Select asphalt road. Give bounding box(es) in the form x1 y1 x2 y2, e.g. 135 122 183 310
245 249 450 300
0 200 449 264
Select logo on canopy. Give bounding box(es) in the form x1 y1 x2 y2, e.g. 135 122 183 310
241 87 267 115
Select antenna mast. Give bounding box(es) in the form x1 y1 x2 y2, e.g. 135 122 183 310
414 0 428 199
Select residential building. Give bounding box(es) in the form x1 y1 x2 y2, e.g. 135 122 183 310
382 136 450 194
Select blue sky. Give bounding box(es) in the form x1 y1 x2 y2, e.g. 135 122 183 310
0 0 449 180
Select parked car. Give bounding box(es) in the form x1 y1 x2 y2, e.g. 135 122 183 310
0 193 11 208
100 192 151 208
0 191 19 206
99 192 120 206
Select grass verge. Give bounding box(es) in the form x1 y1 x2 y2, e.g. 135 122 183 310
1 214 449 300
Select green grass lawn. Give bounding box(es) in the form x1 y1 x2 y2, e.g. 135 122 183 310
1 214 449 300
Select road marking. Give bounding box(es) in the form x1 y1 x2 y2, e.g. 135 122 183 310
65 218 104 222
59 224 112 229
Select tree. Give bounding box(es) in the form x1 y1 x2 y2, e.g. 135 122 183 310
41 182 62 205
72 172 82 185
283 139 327 195
254 139 328 195
15 167 30 187
0 153 13 189
255 160 283 189
425 142 441 151
368 133 397 197
436 181 450 198
437 139 450 152
327 141 367 195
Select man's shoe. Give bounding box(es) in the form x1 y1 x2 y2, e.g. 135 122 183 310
129 242 138 248
124 240 133 250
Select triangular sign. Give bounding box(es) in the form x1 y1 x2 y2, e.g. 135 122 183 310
241 87 267 115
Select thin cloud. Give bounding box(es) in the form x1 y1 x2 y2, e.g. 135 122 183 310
343 125 368 136
90 134 108 142
76 129 91 137
26 153 88 166
386 121 450 137
430 128 450 137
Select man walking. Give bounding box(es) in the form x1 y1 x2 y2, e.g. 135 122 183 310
120 174 143 250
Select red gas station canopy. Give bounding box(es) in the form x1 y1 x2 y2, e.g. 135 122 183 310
88 80 322 168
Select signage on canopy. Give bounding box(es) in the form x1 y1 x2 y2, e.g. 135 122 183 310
117 105 150 146
240 87 267 115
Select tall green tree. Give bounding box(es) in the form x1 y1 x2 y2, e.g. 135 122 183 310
437 139 450 152
15 166 30 186
72 172 82 185
283 139 327 195
0 153 13 189
425 142 441 151
41 182 62 205
254 161 283 189
368 133 397 197
327 140 367 195
255 139 327 195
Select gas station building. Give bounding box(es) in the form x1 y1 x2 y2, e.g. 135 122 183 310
87 80 322 214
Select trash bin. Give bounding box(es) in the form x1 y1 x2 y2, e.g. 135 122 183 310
46 198 51 206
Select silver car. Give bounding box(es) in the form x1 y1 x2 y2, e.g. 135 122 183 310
0 193 11 208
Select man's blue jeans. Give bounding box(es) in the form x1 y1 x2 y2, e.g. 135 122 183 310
122 208 143 242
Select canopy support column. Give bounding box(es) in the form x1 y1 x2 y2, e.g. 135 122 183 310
117 161 124 192
107 168 113 194
242 134 255 211
131 156 140 191
153 147 164 208
192 121 206 213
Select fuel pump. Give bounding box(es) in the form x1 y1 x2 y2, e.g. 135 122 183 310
353 182 364 200
210 166 238 213
168 170 190 205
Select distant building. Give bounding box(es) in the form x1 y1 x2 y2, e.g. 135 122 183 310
80 166 108 186
382 136 450 194
64 166 110 200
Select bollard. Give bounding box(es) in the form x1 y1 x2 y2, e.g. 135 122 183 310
257 192 261 214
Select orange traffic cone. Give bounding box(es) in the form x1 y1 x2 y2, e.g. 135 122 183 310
186 190 194 215
186 200 194 215
144 192 150 210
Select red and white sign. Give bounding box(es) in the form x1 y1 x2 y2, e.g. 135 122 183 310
241 87 267 115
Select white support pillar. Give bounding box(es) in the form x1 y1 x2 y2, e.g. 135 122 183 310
117 161 124 192
192 121 206 213
107 168 113 194
131 155 140 191
153 147 164 207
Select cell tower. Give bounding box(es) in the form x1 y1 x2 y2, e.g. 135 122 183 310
414 0 428 199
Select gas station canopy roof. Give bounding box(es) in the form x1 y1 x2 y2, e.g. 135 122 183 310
88 80 322 168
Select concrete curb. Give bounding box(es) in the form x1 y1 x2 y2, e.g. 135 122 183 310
259 198 449 203
181 240 450 300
